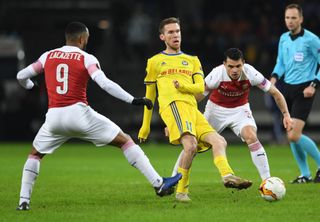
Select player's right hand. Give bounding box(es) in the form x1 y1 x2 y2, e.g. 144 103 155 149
28 81 39 92
132 97 153 110
138 126 150 143
283 115 293 132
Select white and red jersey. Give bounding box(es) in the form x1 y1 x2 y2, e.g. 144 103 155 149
205 64 271 108
17 45 135 151
33 46 100 108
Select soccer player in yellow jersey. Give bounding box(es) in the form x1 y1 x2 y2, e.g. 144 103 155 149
138 17 252 202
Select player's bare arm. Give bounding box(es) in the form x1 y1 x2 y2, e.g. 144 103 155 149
268 85 293 131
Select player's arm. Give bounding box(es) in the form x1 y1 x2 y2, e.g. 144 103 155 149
91 70 152 109
268 85 293 131
310 34 320 83
16 62 42 90
271 36 286 85
194 83 210 102
303 36 320 97
138 83 156 142
173 73 205 94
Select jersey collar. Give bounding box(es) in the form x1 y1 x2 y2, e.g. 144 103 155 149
289 28 304 41
161 51 183 56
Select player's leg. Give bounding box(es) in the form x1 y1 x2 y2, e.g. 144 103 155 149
171 149 183 176
84 106 181 196
17 104 90 210
161 102 198 201
202 132 232 175
110 131 181 196
287 119 317 183
201 131 252 189
198 108 252 189
174 133 197 201
240 125 270 180
229 104 270 181
164 126 184 177
287 93 320 183
16 148 45 211
170 139 214 201
203 101 238 178
17 115 69 210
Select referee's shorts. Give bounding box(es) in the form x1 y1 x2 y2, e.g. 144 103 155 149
282 82 315 121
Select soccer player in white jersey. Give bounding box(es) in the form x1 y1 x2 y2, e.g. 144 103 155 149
15 22 181 211
172 48 293 182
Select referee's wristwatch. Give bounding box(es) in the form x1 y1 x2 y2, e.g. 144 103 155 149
310 79 319 89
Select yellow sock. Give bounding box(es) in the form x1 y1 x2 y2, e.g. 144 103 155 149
214 155 234 177
176 167 190 194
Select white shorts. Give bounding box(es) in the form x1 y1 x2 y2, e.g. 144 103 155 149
203 101 257 140
33 102 121 154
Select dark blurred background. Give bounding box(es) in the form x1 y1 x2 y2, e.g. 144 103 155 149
0 0 319 144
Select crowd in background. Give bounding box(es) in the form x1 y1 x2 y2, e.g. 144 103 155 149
0 0 319 141
112 0 319 74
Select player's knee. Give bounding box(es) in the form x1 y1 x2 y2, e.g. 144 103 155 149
205 133 227 150
181 134 197 154
215 134 227 148
287 133 300 142
30 147 45 159
244 134 258 145
183 141 198 156
210 137 227 156
216 135 227 149
112 132 134 148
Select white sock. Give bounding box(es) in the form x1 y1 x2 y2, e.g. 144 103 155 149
248 141 270 180
172 150 184 176
19 156 40 205
122 141 163 188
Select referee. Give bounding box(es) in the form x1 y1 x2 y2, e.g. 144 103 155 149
271 3 320 184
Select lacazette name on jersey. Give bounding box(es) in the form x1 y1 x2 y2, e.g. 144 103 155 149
48 51 82 61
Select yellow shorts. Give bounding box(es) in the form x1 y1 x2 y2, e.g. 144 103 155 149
197 140 212 153
160 101 214 152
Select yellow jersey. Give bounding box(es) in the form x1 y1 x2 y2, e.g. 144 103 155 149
144 52 204 113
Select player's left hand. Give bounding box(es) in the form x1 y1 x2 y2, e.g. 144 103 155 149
132 97 153 110
173 80 180 89
138 126 150 143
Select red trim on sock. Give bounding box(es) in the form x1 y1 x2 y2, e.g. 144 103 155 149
28 154 41 160
248 141 262 152
121 140 135 151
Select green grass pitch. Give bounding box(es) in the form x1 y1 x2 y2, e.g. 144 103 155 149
1 142 319 222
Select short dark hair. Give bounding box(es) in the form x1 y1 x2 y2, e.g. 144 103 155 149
285 3 303 16
159 17 180 34
65 22 88 41
223 48 244 61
